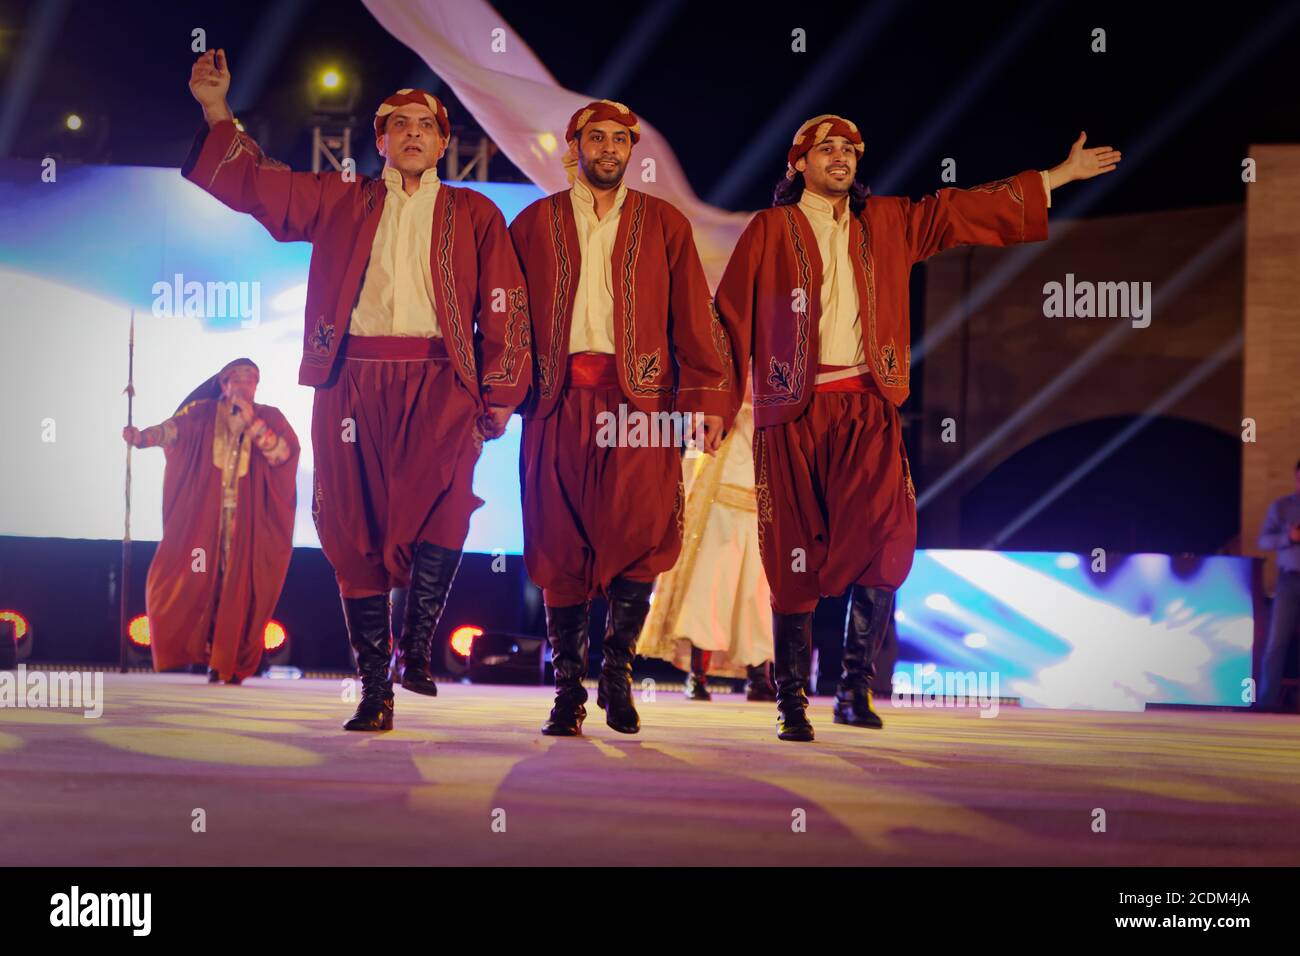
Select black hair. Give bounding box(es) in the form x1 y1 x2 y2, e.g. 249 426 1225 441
772 170 870 214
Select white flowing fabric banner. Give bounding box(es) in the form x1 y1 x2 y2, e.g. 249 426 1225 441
360 0 753 288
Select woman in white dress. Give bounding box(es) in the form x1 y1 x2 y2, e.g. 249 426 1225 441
638 398 776 701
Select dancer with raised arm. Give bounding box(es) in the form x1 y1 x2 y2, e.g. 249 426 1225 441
183 50 530 730
716 115 1120 740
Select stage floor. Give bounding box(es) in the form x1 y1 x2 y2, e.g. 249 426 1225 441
0 673 1296 866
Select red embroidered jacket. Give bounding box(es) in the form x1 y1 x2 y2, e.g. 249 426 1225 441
181 120 531 406
716 169 1049 427
509 188 743 424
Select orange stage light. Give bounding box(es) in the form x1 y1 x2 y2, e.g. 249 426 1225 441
449 625 482 658
127 614 151 648
0 610 29 641
264 620 288 652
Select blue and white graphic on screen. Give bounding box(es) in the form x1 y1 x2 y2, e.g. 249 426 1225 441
0 160 543 552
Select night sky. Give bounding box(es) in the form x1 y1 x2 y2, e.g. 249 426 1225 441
4 0 1298 215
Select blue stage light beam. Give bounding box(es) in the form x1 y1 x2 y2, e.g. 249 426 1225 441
911 0 1299 371
916 216 1243 510
588 0 687 101
0 0 70 158
983 329 1244 548
705 0 902 209
871 0 1059 197
228 0 313 115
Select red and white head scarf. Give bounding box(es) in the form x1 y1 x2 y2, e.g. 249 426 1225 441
786 114 864 179
373 88 450 141
562 99 641 182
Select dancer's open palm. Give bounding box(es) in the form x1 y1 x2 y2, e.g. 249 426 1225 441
1062 131 1121 181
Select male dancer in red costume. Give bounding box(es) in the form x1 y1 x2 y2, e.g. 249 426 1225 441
717 114 1120 739
184 50 530 730
510 100 743 736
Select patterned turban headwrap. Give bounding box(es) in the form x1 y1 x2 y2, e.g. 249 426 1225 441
561 99 641 183
785 114 864 179
374 88 450 141
175 358 259 414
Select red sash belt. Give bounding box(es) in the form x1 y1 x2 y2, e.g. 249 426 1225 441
813 363 878 394
567 352 619 390
342 334 448 361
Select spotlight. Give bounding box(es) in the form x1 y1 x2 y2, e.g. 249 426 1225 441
442 624 481 679
262 619 291 669
309 63 357 115
450 625 481 658
120 614 155 668
65 113 82 131
307 62 358 175
0 611 23 669
127 614 151 648
264 620 287 652
0 610 31 662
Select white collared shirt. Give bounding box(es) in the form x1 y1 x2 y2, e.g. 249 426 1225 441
350 165 442 338
567 177 628 355
799 172 1052 366
798 189 866 366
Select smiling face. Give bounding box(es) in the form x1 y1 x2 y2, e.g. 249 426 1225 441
378 103 446 178
796 134 858 201
576 119 631 189
219 364 259 406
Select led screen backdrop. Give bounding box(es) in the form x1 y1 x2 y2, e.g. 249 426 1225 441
0 160 542 552
894 551 1254 711
0 164 1256 713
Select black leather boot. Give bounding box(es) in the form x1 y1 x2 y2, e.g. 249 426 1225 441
832 585 892 729
773 610 815 741
596 577 653 733
542 603 590 736
397 542 462 696
684 646 712 701
342 594 395 732
745 661 777 702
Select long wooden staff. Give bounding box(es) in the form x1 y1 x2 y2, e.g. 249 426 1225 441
119 309 135 673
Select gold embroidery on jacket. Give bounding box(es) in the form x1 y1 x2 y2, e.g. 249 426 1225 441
483 286 530 387
901 444 916 501
542 195 572 399
754 428 774 553
634 350 662 388
755 207 811 408
619 194 669 396
767 357 793 393
968 175 1023 200
207 130 288 190
309 318 335 355
362 178 382 215
855 212 907 389
707 299 733 391
967 175 1026 242
436 189 476 376
311 477 324 526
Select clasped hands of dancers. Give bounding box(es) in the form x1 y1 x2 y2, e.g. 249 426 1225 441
128 49 1119 740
